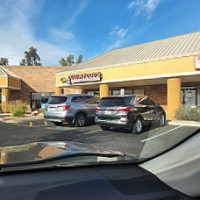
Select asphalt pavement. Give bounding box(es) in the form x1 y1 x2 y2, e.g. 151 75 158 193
0 119 199 160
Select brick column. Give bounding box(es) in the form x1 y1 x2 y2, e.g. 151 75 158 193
55 87 63 95
167 78 181 120
1 88 10 113
100 84 109 98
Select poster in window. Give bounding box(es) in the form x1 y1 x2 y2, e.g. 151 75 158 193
2 95 6 102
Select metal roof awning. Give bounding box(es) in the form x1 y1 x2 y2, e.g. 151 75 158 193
57 31 200 75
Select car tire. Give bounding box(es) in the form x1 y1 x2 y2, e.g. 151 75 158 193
132 117 143 134
53 122 63 126
74 113 86 127
100 125 110 131
159 113 166 126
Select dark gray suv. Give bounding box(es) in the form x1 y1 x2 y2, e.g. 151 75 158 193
95 95 166 134
44 94 97 127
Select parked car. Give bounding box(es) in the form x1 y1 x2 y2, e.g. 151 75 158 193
95 95 166 134
44 94 98 127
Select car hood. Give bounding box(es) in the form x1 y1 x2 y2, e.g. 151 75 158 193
0 141 124 165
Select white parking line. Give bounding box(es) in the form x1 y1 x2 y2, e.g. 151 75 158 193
141 126 182 143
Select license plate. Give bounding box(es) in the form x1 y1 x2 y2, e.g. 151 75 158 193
48 107 56 112
56 107 64 112
104 110 112 115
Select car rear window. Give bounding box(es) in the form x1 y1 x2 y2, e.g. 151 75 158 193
47 96 67 104
99 97 127 107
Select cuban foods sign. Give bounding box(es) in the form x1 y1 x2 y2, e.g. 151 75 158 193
60 72 102 84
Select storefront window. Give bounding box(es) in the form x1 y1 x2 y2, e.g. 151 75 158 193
181 87 197 107
30 92 54 109
125 89 133 95
109 88 145 96
133 89 144 95
112 90 120 95
86 91 100 96
197 87 200 106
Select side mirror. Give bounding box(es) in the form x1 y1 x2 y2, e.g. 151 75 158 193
155 103 160 107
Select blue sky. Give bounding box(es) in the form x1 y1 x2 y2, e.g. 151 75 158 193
0 0 200 66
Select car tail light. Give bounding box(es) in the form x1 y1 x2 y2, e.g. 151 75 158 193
57 105 70 111
96 106 101 111
117 106 130 111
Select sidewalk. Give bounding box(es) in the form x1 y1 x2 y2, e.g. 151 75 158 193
1 112 200 127
168 120 200 127
0 113 44 123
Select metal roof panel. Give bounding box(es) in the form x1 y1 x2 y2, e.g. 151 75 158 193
58 31 200 74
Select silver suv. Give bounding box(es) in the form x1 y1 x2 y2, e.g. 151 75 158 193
44 94 97 127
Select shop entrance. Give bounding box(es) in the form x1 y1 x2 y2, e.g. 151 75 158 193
30 92 54 109
181 87 197 107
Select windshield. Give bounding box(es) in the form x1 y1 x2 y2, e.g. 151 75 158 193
48 96 67 104
99 97 127 107
0 0 200 173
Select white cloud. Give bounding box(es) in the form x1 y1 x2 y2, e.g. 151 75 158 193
68 0 89 26
127 0 161 19
107 26 129 50
48 29 75 43
0 0 84 66
109 26 129 38
106 39 124 51
127 1 136 9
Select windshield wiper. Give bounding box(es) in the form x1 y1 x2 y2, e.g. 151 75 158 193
0 151 136 173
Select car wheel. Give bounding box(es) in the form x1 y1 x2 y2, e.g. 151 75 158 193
132 117 143 134
100 125 110 131
159 113 166 126
53 122 63 126
74 113 86 127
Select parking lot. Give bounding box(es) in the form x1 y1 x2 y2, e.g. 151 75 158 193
0 118 199 160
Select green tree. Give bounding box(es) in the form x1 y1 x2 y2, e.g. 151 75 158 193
59 54 83 66
0 58 9 65
58 58 67 66
58 54 74 66
66 54 74 66
20 46 42 66
19 59 26 66
76 54 83 64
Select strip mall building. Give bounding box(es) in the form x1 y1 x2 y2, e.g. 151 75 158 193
1 31 200 120
56 31 200 120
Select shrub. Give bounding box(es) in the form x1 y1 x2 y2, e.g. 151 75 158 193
8 101 28 117
175 106 200 121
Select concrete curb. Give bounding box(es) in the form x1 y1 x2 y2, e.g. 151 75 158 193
168 121 200 127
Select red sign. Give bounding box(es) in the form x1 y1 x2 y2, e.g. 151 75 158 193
68 72 102 84
195 55 200 70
